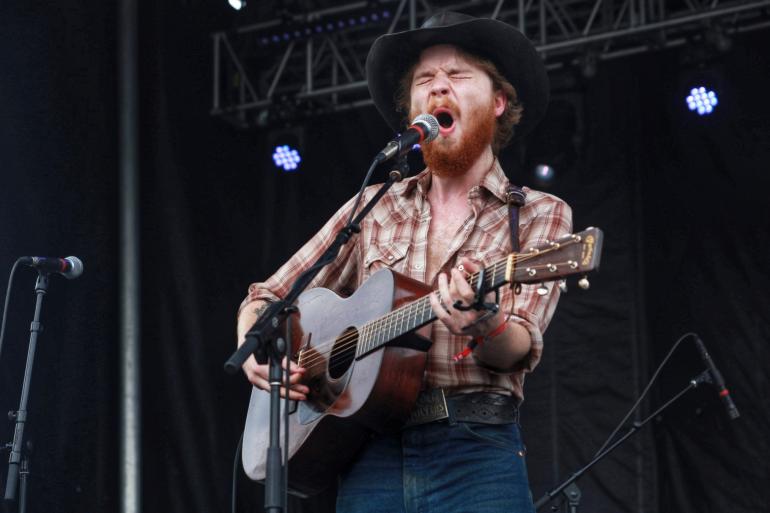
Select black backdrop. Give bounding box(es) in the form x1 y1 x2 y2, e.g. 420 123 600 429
1 2 768 513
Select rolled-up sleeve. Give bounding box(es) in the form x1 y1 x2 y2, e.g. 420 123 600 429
237 194 362 318
495 192 573 374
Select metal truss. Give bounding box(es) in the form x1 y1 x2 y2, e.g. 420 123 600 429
211 0 770 127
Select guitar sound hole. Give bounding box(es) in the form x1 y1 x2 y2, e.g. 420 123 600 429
328 327 357 380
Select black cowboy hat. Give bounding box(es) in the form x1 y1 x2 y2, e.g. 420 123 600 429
366 11 549 138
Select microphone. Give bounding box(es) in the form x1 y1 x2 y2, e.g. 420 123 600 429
694 335 740 420
20 256 84 279
375 114 439 164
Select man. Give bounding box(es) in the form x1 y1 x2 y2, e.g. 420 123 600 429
238 11 572 513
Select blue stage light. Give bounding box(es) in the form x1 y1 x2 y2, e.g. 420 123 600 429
272 145 302 172
686 86 718 116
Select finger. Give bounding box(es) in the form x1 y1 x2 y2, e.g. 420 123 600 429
437 273 453 310
429 291 451 322
249 373 309 400
451 267 475 302
436 275 464 333
457 257 480 278
282 356 306 374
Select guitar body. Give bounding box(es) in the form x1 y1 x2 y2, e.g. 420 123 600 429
242 268 432 496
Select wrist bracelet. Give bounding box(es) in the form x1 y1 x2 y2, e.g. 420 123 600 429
484 319 508 340
452 319 508 362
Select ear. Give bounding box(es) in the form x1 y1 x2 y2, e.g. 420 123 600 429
494 90 506 118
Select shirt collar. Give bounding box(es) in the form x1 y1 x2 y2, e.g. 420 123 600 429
397 160 512 203
478 160 511 204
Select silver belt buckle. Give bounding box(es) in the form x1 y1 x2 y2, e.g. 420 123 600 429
404 389 449 427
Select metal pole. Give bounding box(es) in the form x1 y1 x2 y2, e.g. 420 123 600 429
119 0 141 512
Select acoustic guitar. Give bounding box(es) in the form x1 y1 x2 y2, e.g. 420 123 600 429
242 227 603 496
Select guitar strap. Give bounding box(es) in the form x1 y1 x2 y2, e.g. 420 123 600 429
452 182 527 362
505 183 526 252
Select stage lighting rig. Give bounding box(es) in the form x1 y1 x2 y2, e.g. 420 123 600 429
254 6 391 48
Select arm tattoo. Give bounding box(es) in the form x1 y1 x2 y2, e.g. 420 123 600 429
253 303 269 317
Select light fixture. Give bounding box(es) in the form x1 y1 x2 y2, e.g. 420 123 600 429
686 87 718 116
272 145 302 172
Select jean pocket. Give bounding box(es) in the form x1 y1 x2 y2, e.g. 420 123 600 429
455 422 526 454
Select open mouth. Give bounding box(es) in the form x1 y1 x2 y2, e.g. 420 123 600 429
434 110 454 128
432 108 456 136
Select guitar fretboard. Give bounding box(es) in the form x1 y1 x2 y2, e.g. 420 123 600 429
355 258 510 358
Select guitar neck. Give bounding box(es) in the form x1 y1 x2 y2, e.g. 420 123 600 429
355 258 511 358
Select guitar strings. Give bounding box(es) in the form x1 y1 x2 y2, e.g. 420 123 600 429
293 245 580 372
294 244 580 372
297 255 574 373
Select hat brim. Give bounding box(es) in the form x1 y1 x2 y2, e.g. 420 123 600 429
366 17 549 138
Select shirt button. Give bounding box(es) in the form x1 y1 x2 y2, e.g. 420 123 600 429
387 255 394 260
414 263 424 270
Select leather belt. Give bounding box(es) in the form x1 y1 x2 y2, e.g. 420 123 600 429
403 389 519 428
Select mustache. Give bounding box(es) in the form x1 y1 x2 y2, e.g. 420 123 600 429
427 98 459 114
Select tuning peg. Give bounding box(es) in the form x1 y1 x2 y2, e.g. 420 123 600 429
578 276 590 290
559 280 568 293
536 283 549 296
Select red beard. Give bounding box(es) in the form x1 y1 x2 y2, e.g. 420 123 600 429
418 98 496 178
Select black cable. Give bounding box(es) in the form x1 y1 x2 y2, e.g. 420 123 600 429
345 159 379 227
593 331 697 457
0 258 22 364
231 431 244 513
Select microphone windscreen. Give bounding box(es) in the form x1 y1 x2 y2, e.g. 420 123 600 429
411 114 440 143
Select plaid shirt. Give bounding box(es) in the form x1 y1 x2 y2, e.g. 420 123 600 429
240 162 572 400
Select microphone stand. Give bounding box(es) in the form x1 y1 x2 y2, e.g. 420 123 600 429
3 272 50 513
534 371 712 512
224 156 411 513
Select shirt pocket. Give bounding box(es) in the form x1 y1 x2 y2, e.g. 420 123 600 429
363 240 411 280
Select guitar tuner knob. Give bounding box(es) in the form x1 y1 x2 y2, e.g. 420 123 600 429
547 264 557 272
559 280 568 293
536 283 549 296
578 276 590 290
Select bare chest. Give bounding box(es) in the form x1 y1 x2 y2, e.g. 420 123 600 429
426 201 471 284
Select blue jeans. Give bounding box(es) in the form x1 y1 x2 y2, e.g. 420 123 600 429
336 421 535 513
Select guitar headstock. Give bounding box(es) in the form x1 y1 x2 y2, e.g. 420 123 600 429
506 227 603 284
